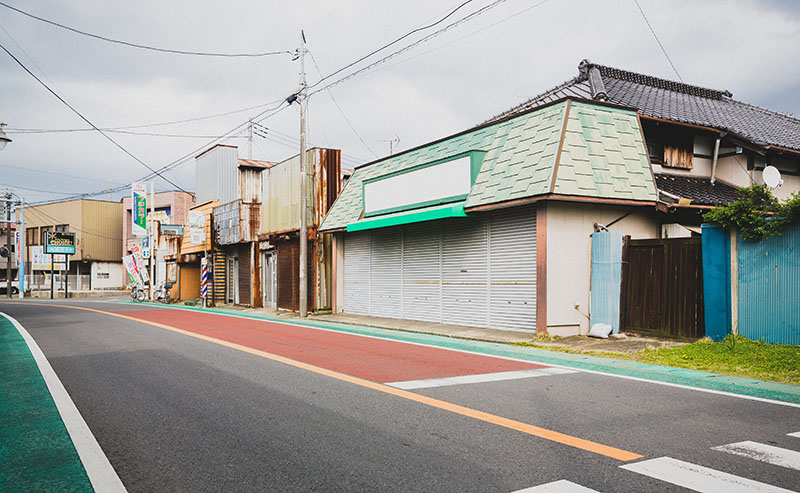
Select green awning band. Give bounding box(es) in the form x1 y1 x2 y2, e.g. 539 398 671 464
346 202 467 232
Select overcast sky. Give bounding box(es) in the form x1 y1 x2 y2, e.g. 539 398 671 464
1 0 799 204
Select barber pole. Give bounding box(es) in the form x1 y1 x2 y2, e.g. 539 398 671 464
201 258 208 307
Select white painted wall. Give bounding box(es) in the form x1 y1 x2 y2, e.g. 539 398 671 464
90 261 124 290
545 202 659 337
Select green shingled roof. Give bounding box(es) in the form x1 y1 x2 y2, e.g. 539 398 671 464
320 100 657 232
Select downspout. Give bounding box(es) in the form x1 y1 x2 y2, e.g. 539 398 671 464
709 134 723 184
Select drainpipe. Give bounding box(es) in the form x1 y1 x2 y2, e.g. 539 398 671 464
710 134 723 185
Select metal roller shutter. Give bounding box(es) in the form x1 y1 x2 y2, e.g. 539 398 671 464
441 217 488 328
369 227 403 318
343 231 370 315
401 222 441 323
489 206 537 331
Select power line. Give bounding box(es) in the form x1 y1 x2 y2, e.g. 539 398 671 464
0 181 78 195
310 0 509 95
308 49 378 158
8 127 250 139
633 0 683 82
0 163 112 184
0 2 293 58
20 199 123 241
0 40 187 192
309 0 474 89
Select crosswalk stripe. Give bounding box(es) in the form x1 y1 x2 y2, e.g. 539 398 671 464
386 367 578 390
713 441 800 471
512 479 600 492
620 457 794 492
788 431 800 438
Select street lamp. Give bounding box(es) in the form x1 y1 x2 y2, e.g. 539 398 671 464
0 123 11 152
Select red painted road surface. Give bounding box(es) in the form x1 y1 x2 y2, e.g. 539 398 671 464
117 309 546 383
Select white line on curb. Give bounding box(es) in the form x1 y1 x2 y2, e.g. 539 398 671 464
0 311 127 492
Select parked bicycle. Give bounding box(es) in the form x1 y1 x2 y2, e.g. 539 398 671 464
129 283 146 302
153 281 173 304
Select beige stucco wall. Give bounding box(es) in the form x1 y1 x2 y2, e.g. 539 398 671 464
545 201 659 337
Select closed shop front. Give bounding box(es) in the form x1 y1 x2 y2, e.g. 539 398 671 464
342 205 537 332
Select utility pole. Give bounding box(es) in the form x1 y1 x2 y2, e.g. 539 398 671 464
298 31 308 317
149 181 155 300
5 190 12 299
247 119 253 160
18 197 24 299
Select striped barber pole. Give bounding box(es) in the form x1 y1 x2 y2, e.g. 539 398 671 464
201 258 208 301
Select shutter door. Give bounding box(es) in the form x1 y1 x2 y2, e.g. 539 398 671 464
489 206 537 332
441 217 488 327
402 222 441 323
343 231 370 315
369 227 402 318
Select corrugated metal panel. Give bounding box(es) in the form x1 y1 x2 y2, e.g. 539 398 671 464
737 224 800 345
489 207 537 332
369 227 402 318
196 145 238 205
402 222 442 323
343 231 370 315
441 217 488 327
589 231 622 334
239 168 263 203
262 155 300 234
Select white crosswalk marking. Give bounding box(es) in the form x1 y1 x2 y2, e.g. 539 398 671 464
386 367 577 390
713 441 800 471
512 479 600 492
620 457 795 492
788 432 800 438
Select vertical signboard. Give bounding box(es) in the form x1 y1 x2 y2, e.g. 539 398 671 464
14 231 20 268
132 182 147 236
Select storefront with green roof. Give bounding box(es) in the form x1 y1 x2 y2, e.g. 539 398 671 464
320 98 659 335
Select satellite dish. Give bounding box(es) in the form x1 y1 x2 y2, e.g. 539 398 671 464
763 166 783 189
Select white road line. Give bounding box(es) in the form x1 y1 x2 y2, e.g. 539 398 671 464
512 479 601 492
620 456 794 492
788 432 800 438
23 301 800 409
386 367 578 389
0 311 127 493
712 441 800 471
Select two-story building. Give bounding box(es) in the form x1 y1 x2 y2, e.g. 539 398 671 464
320 60 800 337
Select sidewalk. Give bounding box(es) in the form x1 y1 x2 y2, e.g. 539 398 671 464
0 314 93 491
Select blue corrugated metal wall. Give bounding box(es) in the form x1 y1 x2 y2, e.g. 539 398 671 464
737 223 800 345
590 231 623 334
701 224 731 341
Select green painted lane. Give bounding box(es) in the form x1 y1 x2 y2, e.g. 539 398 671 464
0 315 93 492
120 301 800 405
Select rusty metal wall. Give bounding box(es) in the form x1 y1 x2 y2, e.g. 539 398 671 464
239 168 263 204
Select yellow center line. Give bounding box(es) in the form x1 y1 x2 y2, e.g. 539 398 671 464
5 302 643 462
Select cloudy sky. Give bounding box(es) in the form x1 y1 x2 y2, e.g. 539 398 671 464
1 0 798 204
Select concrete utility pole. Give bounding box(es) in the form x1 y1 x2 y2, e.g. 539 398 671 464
5 190 12 299
149 181 155 300
298 31 308 317
18 198 24 299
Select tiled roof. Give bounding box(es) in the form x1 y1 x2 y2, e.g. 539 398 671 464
320 100 657 232
655 173 741 206
487 59 800 152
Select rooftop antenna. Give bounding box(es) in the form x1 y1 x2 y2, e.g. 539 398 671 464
378 135 400 155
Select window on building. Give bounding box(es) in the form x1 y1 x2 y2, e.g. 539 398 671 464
643 122 694 169
55 224 69 232
26 227 38 246
40 226 52 245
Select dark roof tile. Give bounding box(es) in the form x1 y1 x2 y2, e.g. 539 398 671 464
655 173 741 206
488 60 800 152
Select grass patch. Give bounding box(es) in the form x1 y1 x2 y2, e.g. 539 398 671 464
518 335 800 385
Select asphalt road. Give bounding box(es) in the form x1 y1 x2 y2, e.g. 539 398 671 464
2 299 799 492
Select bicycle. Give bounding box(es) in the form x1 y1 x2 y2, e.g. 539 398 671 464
129 283 146 302
153 281 173 304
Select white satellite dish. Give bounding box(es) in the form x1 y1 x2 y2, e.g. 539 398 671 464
763 165 783 189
